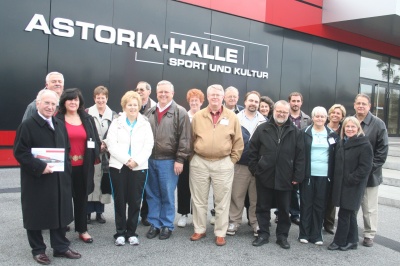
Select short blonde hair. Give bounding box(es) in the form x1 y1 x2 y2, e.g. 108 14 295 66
341 116 365 139
328 104 346 122
121 91 142 110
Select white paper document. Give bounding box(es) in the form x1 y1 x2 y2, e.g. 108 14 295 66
31 148 65 172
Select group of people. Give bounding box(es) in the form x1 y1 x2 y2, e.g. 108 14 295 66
14 71 388 265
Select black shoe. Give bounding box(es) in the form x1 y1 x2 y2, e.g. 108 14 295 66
252 236 269 247
96 213 106 224
340 243 357 251
276 238 290 249
66 225 71 232
291 217 300 226
327 242 340 250
146 225 160 239
87 214 91 224
324 227 334 235
159 227 172 240
141 217 151 226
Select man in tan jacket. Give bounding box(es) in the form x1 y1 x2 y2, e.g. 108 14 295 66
189 84 244 246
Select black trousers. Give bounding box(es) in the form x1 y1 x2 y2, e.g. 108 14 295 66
27 228 69 255
333 208 358 246
324 181 336 230
290 185 300 219
140 191 148 219
256 180 291 240
110 166 146 238
72 166 88 233
177 160 191 215
299 176 330 242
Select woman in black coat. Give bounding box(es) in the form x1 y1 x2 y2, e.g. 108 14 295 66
56 88 101 243
328 117 373 251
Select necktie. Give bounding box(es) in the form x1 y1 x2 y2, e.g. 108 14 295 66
46 119 54 130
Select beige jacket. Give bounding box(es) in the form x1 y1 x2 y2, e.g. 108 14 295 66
192 107 244 163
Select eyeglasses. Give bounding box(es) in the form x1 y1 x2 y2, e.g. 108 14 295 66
134 88 146 92
275 110 289 115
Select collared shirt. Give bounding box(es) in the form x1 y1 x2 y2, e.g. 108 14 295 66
289 114 302 129
209 106 223 125
237 111 265 137
37 111 54 129
157 100 173 112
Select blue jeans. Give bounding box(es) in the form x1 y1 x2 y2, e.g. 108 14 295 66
146 159 179 230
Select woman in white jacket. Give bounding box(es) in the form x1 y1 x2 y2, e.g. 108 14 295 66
106 91 154 246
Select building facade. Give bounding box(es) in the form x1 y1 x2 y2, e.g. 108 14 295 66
1 0 399 166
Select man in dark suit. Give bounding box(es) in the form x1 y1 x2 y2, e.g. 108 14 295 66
14 89 81 265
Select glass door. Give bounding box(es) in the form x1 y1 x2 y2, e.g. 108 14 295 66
360 79 400 136
388 85 400 135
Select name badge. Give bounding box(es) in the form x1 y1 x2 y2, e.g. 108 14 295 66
220 118 229 126
328 137 336 145
87 138 95 149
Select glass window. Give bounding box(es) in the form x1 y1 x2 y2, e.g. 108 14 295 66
360 51 390 82
389 58 400 84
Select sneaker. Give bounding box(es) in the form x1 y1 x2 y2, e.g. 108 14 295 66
210 216 215 225
299 239 308 244
128 236 139 246
226 223 238 236
177 215 188 228
315 241 323 246
115 236 125 246
254 226 260 237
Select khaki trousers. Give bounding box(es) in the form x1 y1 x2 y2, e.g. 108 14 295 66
229 164 258 230
361 186 379 238
189 154 234 237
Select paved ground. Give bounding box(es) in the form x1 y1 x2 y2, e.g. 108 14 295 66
1 168 399 266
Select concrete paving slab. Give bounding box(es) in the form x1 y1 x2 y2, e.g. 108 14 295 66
1 168 400 265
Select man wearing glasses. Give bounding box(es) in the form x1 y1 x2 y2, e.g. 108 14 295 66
135 81 156 115
248 100 305 249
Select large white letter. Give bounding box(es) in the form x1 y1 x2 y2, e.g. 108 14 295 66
95 25 116 44
53 18 74 37
142 34 162 51
226 48 238 64
75 21 95 40
116 29 135 47
25 14 51 34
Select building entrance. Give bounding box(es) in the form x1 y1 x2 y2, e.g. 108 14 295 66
360 79 400 136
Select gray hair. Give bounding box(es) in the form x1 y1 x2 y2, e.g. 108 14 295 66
157 80 174 92
137 81 151 92
274 100 290 110
311 106 327 118
36 89 59 103
225 86 239 95
45 72 64 83
207 84 224 96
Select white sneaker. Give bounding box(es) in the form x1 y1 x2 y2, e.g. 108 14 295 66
315 241 323 246
115 236 125 246
226 223 238 236
299 239 308 244
128 236 139 246
254 226 260 237
210 216 215 225
177 215 188 228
